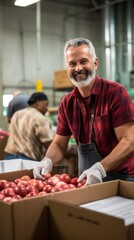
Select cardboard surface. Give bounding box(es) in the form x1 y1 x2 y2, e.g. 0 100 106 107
12 197 50 240
0 166 72 240
0 169 33 181
0 169 52 240
49 180 134 240
1 170 134 240
0 202 13 240
49 200 126 240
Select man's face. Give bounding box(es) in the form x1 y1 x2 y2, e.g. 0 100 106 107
37 100 48 115
65 44 98 88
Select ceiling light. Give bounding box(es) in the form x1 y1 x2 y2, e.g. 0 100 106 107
14 0 40 7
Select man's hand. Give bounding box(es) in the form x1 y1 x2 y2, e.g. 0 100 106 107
78 162 106 185
0 130 9 139
33 158 53 180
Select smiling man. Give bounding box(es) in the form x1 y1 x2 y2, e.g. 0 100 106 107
33 37 134 184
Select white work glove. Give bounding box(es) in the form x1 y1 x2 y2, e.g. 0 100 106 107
78 162 106 186
33 158 53 180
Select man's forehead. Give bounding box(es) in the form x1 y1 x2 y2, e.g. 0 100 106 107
66 45 91 60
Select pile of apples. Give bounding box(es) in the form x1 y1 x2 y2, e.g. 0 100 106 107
0 173 86 203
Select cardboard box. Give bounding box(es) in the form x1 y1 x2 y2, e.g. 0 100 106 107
49 180 134 240
54 70 73 89
0 159 41 173
0 166 72 240
0 169 52 240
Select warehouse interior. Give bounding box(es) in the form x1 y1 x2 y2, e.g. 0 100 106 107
0 0 133 130
0 1 134 239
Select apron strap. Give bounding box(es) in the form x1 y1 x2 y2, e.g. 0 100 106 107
77 94 96 143
90 95 96 143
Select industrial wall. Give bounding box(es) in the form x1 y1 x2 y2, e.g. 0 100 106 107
0 0 133 129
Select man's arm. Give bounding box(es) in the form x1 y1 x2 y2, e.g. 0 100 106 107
78 121 134 185
101 122 134 171
33 134 71 179
44 134 71 164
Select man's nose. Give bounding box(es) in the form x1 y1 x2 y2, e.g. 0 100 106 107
75 63 83 71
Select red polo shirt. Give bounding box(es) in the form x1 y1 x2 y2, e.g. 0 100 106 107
56 75 134 175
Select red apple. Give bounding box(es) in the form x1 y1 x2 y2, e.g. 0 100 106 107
56 181 69 191
38 191 47 196
1 187 15 197
61 184 70 191
28 179 38 185
25 185 37 193
56 181 68 188
53 174 61 179
1 181 10 189
10 195 22 202
47 176 60 186
8 182 17 189
3 197 12 203
42 173 51 179
29 179 39 187
77 179 86 188
51 185 63 193
21 175 31 181
26 189 39 197
14 178 22 184
14 185 28 197
70 177 78 186
43 184 53 193
37 180 46 191
17 180 29 187
69 184 77 189
0 180 8 190
29 179 44 191
60 174 71 184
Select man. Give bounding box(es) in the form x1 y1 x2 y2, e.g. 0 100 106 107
7 91 29 125
33 38 134 185
5 92 52 161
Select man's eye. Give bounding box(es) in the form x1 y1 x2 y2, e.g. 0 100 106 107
81 60 87 64
69 63 75 67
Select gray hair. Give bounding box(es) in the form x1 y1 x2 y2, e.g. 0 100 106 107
64 37 97 61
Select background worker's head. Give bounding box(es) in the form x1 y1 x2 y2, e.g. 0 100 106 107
28 92 49 115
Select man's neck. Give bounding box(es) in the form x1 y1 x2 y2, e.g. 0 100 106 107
78 78 95 98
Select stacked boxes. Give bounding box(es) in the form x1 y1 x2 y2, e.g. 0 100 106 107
54 70 73 89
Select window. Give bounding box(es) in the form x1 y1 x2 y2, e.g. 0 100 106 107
3 94 13 116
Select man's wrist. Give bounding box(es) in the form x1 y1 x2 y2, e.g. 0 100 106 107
97 162 106 178
41 157 52 163
41 158 53 173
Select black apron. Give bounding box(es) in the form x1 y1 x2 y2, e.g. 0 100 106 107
77 96 101 176
77 96 134 182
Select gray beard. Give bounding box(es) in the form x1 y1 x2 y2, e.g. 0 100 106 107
70 70 96 88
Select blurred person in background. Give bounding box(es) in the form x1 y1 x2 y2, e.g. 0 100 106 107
5 92 52 161
33 37 134 184
7 90 29 125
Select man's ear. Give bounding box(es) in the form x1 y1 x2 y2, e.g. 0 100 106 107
94 57 98 70
34 101 39 108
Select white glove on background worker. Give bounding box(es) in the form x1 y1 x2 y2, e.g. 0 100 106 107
33 158 53 180
78 162 106 185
